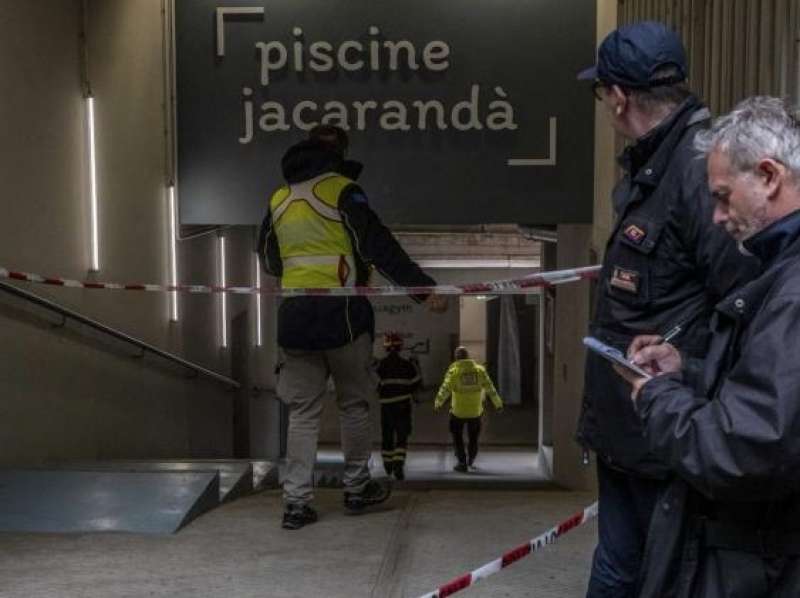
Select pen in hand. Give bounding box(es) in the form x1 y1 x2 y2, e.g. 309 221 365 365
626 323 682 363
659 325 682 344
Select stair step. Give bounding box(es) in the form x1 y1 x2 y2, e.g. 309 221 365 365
0 469 219 534
45 459 278 501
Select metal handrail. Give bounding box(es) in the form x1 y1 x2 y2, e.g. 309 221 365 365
0 280 240 389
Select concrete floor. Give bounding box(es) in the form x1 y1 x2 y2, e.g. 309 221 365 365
316 446 550 487
0 488 597 598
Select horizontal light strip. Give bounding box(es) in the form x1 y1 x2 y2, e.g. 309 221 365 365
417 258 541 269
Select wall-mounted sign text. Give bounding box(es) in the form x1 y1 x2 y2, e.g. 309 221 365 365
175 0 595 225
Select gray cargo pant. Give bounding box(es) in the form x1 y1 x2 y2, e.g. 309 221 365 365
277 333 375 506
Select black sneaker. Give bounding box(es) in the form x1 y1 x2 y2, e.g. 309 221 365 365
344 479 392 513
453 463 468 473
282 504 318 530
393 463 405 481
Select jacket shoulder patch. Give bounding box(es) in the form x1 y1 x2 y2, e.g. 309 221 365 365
624 224 647 244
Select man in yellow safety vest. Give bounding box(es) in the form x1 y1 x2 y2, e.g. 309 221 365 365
258 125 447 530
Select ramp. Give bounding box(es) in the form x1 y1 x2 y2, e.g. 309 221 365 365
0 469 219 534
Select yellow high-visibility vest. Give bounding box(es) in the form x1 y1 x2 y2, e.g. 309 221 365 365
434 359 504 418
270 172 356 288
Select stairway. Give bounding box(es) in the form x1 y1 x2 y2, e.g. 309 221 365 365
0 460 278 534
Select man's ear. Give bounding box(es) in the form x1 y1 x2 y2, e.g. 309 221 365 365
609 85 628 116
756 158 785 199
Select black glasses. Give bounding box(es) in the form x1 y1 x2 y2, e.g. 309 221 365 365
592 80 608 101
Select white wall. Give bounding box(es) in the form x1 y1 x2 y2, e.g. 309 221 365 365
459 297 487 364
0 1 278 465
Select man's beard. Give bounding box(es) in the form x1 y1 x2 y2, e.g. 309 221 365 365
732 202 769 242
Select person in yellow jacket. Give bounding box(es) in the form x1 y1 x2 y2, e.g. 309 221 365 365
434 346 503 472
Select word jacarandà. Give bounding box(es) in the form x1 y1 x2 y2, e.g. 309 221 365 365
236 25 519 141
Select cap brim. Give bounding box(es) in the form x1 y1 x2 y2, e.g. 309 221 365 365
576 65 598 81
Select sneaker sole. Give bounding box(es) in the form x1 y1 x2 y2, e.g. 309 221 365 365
282 517 317 529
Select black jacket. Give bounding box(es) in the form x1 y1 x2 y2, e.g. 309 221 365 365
637 210 800 597
377 351 422 402
258 142 435 351
577 96 759 476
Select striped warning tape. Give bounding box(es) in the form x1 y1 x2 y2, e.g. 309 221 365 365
0 265 599 297
417 501 599 598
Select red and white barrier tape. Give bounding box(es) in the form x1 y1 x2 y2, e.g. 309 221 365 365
417 501 599 598
0 265 599 297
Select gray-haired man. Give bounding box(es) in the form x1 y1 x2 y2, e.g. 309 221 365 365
618 96 800 597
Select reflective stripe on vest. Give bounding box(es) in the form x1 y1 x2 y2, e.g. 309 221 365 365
270 173 356 288
379 394 413 404
379 377 421 386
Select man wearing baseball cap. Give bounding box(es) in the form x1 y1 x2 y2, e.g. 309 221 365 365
575 21 758 597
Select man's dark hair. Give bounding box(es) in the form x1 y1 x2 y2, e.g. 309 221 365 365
308 125 349 156
625 65 691 114
454 346 469 360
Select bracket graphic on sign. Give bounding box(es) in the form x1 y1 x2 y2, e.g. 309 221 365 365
507 117 557 167
216 6 265 57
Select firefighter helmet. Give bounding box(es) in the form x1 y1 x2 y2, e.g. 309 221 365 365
383 332 404 351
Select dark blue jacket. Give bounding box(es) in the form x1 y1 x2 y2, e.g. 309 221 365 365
577 96 760 477
637 210 800 597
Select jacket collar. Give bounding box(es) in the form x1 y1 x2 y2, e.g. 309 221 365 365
741 208 800 268
339 159 363 180
716 212 800 321
618 96 709 188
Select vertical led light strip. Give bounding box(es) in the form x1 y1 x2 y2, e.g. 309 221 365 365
168 186 179 322
255 254 263 347
87 96 100 271
220 235 228 348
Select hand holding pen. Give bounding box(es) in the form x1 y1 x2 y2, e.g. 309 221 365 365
614 322 687 401
625 324 684 376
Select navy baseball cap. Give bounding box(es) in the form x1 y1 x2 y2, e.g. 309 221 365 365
577 21 687 88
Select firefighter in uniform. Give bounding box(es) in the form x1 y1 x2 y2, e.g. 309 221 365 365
376 332 422 480
434 346 503 472
258 125 447 530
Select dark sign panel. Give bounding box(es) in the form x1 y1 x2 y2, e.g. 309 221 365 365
175 0 596 225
